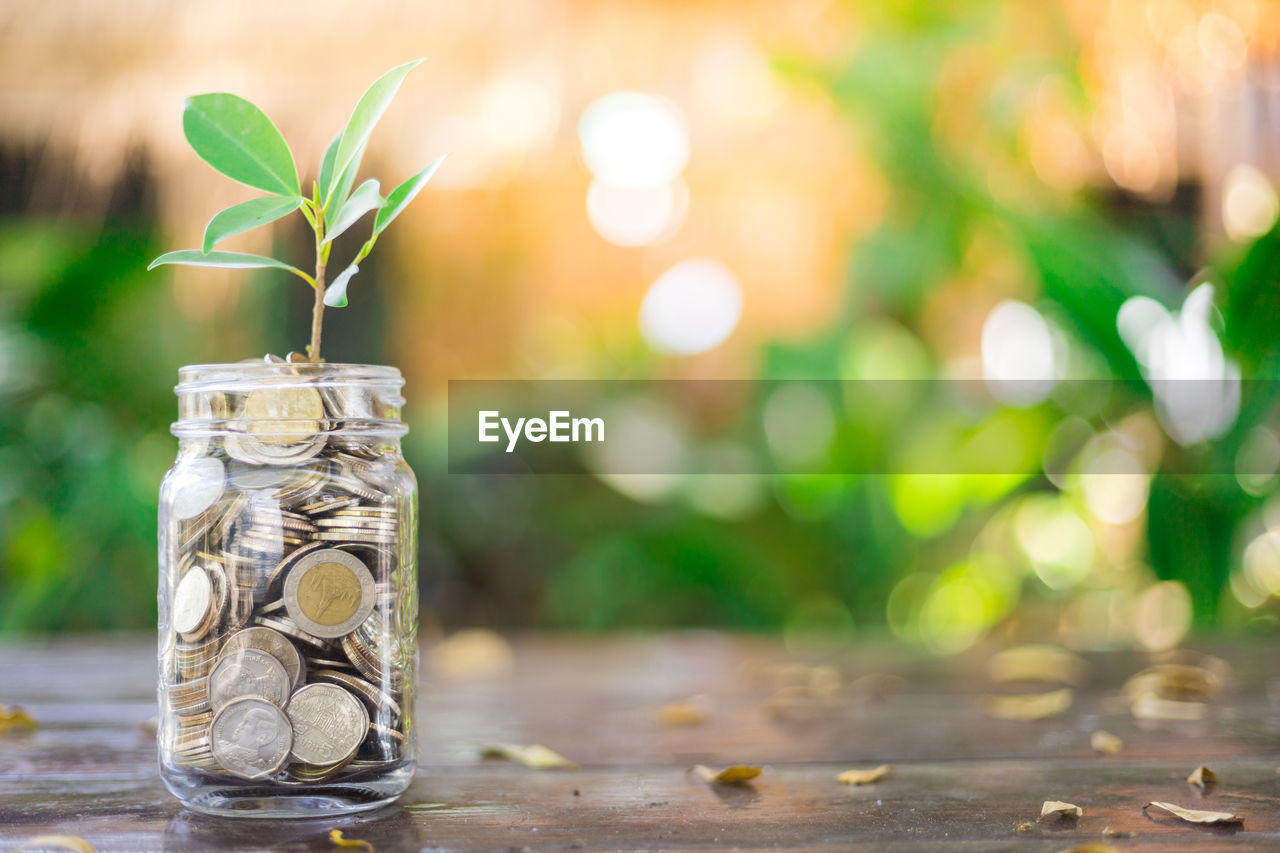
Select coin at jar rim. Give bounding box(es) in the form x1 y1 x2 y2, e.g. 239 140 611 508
210 696 294 780
285 682 370 766
219 627 305 690
208 648 291 712
173 566 214 640
244 385 325 446
170 457 226 521
283 549 375 639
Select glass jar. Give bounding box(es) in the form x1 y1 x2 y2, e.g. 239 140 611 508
157 362 418 817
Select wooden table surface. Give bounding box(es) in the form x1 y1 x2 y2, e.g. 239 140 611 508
1 633 1278 851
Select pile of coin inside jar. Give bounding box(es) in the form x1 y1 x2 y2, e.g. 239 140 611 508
160 358 412 785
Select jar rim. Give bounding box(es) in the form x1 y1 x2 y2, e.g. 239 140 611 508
173 362 407 439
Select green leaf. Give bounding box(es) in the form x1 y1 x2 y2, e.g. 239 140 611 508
373 154 446 237
330 60 422 199
317 133 341 204
183 94 300 196
147 250 308 281
324 143 366 229
324 264 359 307
324 180 383 245
202 196 304 253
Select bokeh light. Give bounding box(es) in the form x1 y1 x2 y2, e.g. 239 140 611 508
585 178 688 247
578 92 690 188
1222 163 1279 242
638 259 742 356
980 300 1059 406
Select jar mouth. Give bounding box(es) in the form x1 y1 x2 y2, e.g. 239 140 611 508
173 362 407 440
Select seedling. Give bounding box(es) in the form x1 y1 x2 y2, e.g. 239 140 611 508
149 60 444 362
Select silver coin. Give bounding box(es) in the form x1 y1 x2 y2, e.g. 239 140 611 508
220 627 304 690
208 648 290 712
210 697 293 780
173 567 213 639
285 683 369 766
170 457 225 521
283 549 375 639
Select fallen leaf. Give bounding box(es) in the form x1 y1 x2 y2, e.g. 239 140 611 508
838 764 891 785
1187 765 1216 789
1090 730 1123 755
1144 801 1242 825
691 764 762 785
847 673 905 703
1015 821 1035 834
1130 692 1206 721
1041 800 1083 820
1055 845 1121 853
984 688 1073 721
329 829 373 851
0 704 36 735
986 644 1088 686
655 701 707 727
16 836 94 853
429 629 514 679
1123 663 1223 702
480 743 579 770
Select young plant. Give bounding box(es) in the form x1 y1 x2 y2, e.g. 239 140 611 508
148 59 444 362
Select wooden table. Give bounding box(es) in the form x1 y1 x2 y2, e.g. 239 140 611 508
1 633 1278 851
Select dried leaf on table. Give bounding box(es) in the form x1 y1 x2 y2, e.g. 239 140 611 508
480 743 579 770
0 704 36 735
329 829 374 851
15 836 95 853
838 764 891 785
1187 765 1216 788
1130 692 1206 721
1090 730 1123 755
1040 800 1083 820
1144 801 1242 824
429 629 514 679
847 673 905 703
1123 663 1223 703
655 700 708 727
764 684 838 722
691 764 762 785
986 644 1088 686
983 688 1073 721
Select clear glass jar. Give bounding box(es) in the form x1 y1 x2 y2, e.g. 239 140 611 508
157 362 417 817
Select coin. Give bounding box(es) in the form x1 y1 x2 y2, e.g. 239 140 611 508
244 385 325 446
173 567 213 640
285 683 369 766
220 627 304 690
310 669 402 721
170 457 226 521
210 697 293 780
283 549 375 638
208 648 291 712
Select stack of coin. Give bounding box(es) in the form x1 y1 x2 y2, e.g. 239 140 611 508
160 371 413 786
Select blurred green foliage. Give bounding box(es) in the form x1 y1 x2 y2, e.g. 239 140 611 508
3 0 1278 640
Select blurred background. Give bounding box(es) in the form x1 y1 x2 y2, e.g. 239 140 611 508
2 0 1280 653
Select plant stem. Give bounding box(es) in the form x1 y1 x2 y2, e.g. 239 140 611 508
309 257 326 362
308 209 327 362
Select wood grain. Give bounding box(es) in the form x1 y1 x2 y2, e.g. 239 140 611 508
2 634 1279 850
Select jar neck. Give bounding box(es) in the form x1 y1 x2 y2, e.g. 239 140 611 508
172 362 407 442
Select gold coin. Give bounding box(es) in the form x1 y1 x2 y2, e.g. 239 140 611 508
283 549 374 638
244 385 324 446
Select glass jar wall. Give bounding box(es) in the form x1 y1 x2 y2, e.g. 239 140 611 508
157 361 417 817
